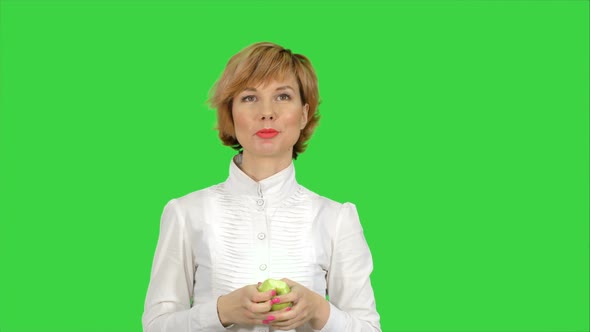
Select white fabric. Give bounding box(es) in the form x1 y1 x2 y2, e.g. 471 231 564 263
142 155 381 332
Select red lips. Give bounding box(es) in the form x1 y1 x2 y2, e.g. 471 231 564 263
256 128 279 139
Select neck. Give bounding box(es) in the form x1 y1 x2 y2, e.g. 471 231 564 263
238 151 292 182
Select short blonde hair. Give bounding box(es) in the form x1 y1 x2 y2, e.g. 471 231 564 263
209 42 320 159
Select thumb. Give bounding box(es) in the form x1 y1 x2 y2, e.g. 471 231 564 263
281 278 297 287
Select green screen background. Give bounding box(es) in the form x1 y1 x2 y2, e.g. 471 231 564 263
1 1 588 331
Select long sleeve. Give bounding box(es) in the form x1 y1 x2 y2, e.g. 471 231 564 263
142 199 227 332
320 203 381 332
142 158 382 332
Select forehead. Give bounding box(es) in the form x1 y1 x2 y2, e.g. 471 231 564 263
242 74 299 91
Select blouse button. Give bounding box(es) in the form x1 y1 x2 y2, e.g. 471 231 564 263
256 199 264 206
257 232 266 240
259 264 267 271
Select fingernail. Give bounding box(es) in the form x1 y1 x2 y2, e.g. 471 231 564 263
266 315 275 321
271 297 281 304
270 290 276 296
286 307 291 311
262 320 269 324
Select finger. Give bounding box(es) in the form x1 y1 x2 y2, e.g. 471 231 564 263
247 300 274 313
268 306 293 322
273 309 304 325
251 289 276 303
280 277 296 287
261 313 281 325
271 314 304 330
274 291 298 304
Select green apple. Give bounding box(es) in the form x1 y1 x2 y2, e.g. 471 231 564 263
258 278 292 311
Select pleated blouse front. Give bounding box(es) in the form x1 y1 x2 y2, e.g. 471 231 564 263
143 156 381 332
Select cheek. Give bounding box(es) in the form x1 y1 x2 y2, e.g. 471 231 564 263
232 111 248 130
231 111 256 143
284 112 305 127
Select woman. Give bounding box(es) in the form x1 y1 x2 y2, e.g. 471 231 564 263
142 42 381 332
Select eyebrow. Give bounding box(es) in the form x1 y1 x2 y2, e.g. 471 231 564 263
275 85 295 92
242 85 295 92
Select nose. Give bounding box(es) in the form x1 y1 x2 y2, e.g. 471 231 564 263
260 101 276 120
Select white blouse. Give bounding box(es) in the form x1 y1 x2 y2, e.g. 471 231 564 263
142 156 381 332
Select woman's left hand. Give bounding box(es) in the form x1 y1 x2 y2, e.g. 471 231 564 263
267 278 330 330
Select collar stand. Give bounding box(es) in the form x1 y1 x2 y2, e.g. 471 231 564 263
225 154 299 207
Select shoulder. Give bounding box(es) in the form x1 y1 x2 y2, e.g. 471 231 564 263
299 185 360 224
160 182 225 219
157 183 229 233
176 183 222 205
300 184 355 207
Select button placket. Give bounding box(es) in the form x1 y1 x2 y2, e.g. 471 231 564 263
256 198 265 212
253 207 269 281
254 183 270 280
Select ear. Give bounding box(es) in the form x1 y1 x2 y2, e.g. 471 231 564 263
300 103 309 130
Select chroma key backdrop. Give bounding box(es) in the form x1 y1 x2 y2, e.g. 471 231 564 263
0 1 588 331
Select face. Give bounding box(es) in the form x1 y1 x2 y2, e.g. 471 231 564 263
232 76 309 162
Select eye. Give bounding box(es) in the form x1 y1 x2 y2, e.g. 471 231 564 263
241 95 257 102
277 93 291 101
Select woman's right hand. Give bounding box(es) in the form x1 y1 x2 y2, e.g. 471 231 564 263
216 283 276 327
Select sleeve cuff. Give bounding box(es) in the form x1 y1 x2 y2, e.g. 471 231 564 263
315 302 347 332
190 298 232 331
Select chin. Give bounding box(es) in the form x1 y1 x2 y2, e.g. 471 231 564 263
249 147 291 159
